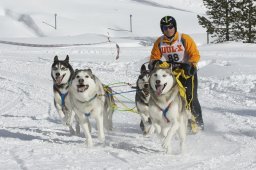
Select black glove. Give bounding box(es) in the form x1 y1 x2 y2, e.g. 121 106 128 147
181 63 196 76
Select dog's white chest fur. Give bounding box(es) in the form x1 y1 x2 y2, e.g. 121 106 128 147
149 97 180 123
72 97 102 117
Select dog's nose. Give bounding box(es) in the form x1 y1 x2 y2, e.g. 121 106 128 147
156 80 160 84
144 84 149 88
55 72 60 77
79 79 84 84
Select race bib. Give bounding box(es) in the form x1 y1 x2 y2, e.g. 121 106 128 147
160 34 186 63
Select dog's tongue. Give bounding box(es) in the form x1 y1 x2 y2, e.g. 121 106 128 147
56 77 62 84
78 86 86 92
156 85 163 96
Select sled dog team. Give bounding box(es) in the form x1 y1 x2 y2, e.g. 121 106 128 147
51 55 195 153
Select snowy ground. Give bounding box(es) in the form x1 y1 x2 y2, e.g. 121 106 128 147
0 0 256 169
0 41 256 170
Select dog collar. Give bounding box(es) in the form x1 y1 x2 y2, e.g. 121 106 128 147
76 94 98 103
88 94 98 102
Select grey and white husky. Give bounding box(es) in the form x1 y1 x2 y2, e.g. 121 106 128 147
135 64 152 135
148 62 191 153
65 69 115 147
51 55 79 135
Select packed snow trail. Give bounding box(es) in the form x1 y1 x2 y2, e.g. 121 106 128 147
0 44 255 169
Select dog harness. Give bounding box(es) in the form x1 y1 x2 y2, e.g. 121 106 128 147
54 85 69 107
60 92 68 106
155 102 172 123
151 98 172 123
83 94 98 117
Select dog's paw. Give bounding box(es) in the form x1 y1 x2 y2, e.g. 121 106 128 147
98 135 105 143
162 137 171 150
75 124 80 136
69 127 76 136
165 147 172 154
62 116 71 126
87 139 93 147
148 125 155 135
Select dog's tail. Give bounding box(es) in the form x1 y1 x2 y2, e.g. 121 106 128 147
103 86 115 130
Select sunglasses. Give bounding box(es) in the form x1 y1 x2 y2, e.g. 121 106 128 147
162 25 174 31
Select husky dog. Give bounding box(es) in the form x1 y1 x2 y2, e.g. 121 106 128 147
51 55 79 135
148 63 191 153
135 64 152 135
65 69 115 147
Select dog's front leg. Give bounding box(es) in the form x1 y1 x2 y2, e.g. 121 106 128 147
140 113 150 134
63 110 74 126
178 115 188 153
148 122 161 135
55 104 66 123
162 119 180 153
160 126 170 138
95 112 105 142
77 113 93 147
74 115 81 136
62 109 77 135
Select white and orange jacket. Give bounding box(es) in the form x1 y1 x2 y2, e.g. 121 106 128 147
150 32 200 66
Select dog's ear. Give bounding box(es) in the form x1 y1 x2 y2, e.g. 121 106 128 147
54 55 58 62
72 69 79 79
140 64 146 74
86 69 92 74
85 69 95 79
64 55 69 62
150 60 162 70
75 69 79 74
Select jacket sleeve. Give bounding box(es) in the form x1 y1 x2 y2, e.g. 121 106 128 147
150 37 162 61
182 34 200 65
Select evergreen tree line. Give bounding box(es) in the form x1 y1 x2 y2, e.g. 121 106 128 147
197 0 256 43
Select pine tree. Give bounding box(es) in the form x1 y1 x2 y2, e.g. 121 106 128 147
234 0 256 43
197 0 237 43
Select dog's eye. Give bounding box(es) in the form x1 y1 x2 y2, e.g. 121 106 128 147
61 67 67 70
85 75 89 78
52 67 58 70
76 75 80 78
163 74 167 77
154 74 157 77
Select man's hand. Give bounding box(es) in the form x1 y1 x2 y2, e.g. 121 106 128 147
181 63 196 76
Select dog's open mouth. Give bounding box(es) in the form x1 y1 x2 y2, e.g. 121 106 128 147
155 83 167 96
55 74 65 85
143 88 150 96
77 84 89 92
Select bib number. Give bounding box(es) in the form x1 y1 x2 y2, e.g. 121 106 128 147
167 53 180 63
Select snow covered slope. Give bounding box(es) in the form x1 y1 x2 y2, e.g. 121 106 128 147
0 0 205 43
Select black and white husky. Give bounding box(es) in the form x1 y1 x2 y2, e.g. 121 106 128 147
148 62 191 153
65 69 115 147
135 64 152 135
51 55 79 135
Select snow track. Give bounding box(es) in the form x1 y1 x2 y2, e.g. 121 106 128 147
0 44 255 169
